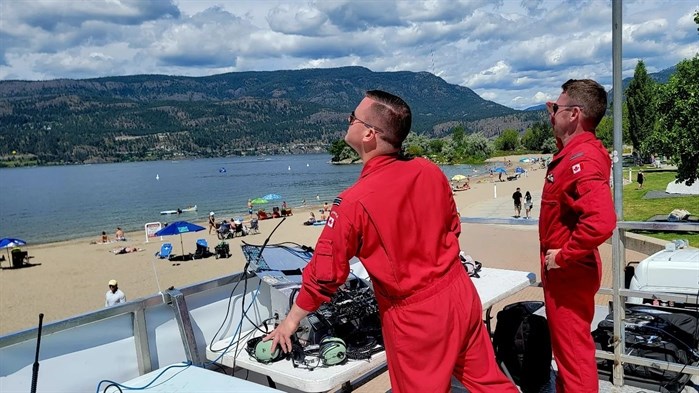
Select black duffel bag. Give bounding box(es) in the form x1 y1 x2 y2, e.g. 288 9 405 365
593 306 699 390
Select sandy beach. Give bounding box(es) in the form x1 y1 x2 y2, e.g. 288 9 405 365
0 154 648 335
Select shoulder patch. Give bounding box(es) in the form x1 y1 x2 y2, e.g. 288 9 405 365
572 162 583 174
333 197 342 206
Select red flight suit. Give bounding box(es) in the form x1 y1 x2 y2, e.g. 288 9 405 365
539 132 616 392
296 154 517 393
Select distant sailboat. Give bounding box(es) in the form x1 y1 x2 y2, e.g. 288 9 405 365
156 174 160 180
288 166 291 171
219 167 227 173
306 163 309 167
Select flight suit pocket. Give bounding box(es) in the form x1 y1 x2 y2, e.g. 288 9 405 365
314 239 335 283
539 199 558 248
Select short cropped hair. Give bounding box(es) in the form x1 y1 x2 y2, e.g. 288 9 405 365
561 79 607 128
365 90 412 148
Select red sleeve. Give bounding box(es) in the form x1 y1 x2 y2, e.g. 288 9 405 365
555 154 616 268
295 200 359 312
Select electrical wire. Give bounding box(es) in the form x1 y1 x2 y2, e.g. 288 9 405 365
95 361 191 393
221 218 288 371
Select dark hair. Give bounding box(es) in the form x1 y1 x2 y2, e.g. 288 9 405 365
525 191 531 198
561 79 607 128
365 90 412 148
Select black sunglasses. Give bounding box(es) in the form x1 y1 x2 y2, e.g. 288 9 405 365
348 111 383 133
552 103 583 115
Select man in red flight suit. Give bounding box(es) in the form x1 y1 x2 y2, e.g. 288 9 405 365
541 79 616 392
265 90 516 393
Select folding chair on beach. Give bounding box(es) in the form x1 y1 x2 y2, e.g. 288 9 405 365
157 243 173 259
248 218 260 234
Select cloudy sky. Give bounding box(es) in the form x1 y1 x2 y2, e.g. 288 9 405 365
1 0 697 109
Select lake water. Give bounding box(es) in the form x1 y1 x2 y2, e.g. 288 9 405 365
0 154 488 244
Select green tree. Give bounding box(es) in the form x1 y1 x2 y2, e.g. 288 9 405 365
328 139 359 162
494 129 520 151
462 132 493 158
521 121 551 151
644 56 699 185
428 139 445 155
625 60 656 159
541 137 557 154
452 126 465 146
596 104 630 149
404 133 430 157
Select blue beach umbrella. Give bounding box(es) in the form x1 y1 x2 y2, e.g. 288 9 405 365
262 193 282 200
155 221 205 258
0 237 27 260
494 167 507 174
515 167 526 174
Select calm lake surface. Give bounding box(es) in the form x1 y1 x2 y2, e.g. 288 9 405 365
0 154 488 244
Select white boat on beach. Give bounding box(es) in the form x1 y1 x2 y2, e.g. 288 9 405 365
160 205 197 215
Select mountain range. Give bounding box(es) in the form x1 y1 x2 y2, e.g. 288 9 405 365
0 66 547 165
5 62 675 166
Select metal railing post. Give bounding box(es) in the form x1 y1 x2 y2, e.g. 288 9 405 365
167 289 206 366
611 0 625 386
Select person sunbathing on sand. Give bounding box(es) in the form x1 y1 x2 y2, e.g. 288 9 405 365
303 212 317 226
115 227 126 241
112 247 143 255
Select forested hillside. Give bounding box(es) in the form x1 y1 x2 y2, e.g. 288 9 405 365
0 66 543 166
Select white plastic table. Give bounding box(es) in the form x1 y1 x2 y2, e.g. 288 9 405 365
105 364 280 392
208 267 535 392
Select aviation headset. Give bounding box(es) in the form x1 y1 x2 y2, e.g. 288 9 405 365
246 336 285 364
246 336 347 368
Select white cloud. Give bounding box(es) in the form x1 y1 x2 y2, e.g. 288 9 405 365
0 0 696 109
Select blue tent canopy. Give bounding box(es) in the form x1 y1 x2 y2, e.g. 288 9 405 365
155 221 205 236
155 221 205 258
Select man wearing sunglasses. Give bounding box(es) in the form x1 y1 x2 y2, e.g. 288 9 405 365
266 90 516 393
541 79 616 392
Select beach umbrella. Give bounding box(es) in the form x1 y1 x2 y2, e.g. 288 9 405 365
250 197 269 204
262 193 282 200
0 237 27 260
519 157 530 163
494 167 507 174
451 174 467 182
155 221 205 258
515 167 526 174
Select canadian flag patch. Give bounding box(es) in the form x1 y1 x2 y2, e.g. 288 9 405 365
572 163 582 174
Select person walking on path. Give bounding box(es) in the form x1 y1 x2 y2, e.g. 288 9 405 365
524 191 533 219
636 170 645 189
265 90 517 393
105 279 126 307
542 79 616 392
512 187 523 218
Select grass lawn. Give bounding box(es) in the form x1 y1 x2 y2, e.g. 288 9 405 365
623 169 699 246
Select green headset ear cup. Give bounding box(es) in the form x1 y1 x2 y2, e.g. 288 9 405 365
255 339 283 363
319 337 346 366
